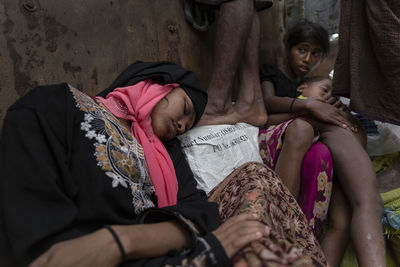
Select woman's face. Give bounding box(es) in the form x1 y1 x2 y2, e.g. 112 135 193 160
151 87 195 141
288 40 324 78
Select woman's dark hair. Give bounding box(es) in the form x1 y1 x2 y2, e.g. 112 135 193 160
284 19 330 55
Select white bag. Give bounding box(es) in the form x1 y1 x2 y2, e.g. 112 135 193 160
367 121 400 156
340 97 400 156
178 123 263 194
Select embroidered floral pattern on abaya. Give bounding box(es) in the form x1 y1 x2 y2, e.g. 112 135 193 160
70 86 155 214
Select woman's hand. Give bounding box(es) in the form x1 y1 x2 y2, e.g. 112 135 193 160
305 98 355 131
29 228 121 267
321 94 349 113
212 213 270 258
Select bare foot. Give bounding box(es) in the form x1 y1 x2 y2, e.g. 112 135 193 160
197 108 240 126
233 98 268 127
196 98 241 126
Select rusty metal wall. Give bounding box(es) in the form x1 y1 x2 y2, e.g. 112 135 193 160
0 0 219 129
282 0 340 34
0 0 337 130
275 0 340 76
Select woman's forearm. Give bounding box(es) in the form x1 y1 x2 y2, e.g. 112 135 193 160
115 220 192 260
264 95 309 115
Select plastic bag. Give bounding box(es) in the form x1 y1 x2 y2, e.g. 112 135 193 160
367 121 400 156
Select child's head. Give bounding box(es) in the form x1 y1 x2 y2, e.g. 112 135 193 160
285 20 330 78
297 76 332 99
151 87 196 141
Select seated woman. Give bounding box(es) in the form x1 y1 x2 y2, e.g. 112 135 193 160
259 19 336 238
0 61 327 267
259 19 385 267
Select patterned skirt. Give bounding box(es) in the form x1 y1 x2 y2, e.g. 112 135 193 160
208 162 327 267
259 121 333 239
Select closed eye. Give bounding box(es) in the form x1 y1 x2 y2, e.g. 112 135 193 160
184 100 189 115
320 86 328 92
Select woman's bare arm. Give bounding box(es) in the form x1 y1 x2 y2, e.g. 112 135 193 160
261 81 302 114
116 220 192 260
30 214 269 267
262 81 353 130
30 220 192 267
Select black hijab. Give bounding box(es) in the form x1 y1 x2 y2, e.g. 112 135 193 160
98 61 208 128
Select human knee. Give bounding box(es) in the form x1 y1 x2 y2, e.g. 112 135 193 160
284 119 314 149
330 217 351 234
320 125 354 144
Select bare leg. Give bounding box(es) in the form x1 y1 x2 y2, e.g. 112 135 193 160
321 180 351 267
318 125 385 267
233 13 268 126
198 0 254 126
275 119 315 199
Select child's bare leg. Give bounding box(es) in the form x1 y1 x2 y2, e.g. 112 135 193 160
275 119 314 199
198 0 254 126
318 125 385 267
233 13 268 127
321 180 351 267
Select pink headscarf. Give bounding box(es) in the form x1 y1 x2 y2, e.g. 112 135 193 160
96 79 179 207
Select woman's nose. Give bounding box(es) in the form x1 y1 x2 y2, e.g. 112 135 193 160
303 52 311 63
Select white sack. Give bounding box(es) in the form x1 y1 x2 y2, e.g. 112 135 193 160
178 123 262 194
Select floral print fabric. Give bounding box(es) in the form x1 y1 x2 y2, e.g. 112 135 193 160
208 162 327 266
259 120 333 239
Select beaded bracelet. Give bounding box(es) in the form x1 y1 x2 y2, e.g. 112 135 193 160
104 225 126 263
289 98 297 113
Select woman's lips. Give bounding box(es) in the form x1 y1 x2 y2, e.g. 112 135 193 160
299 65 309 73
